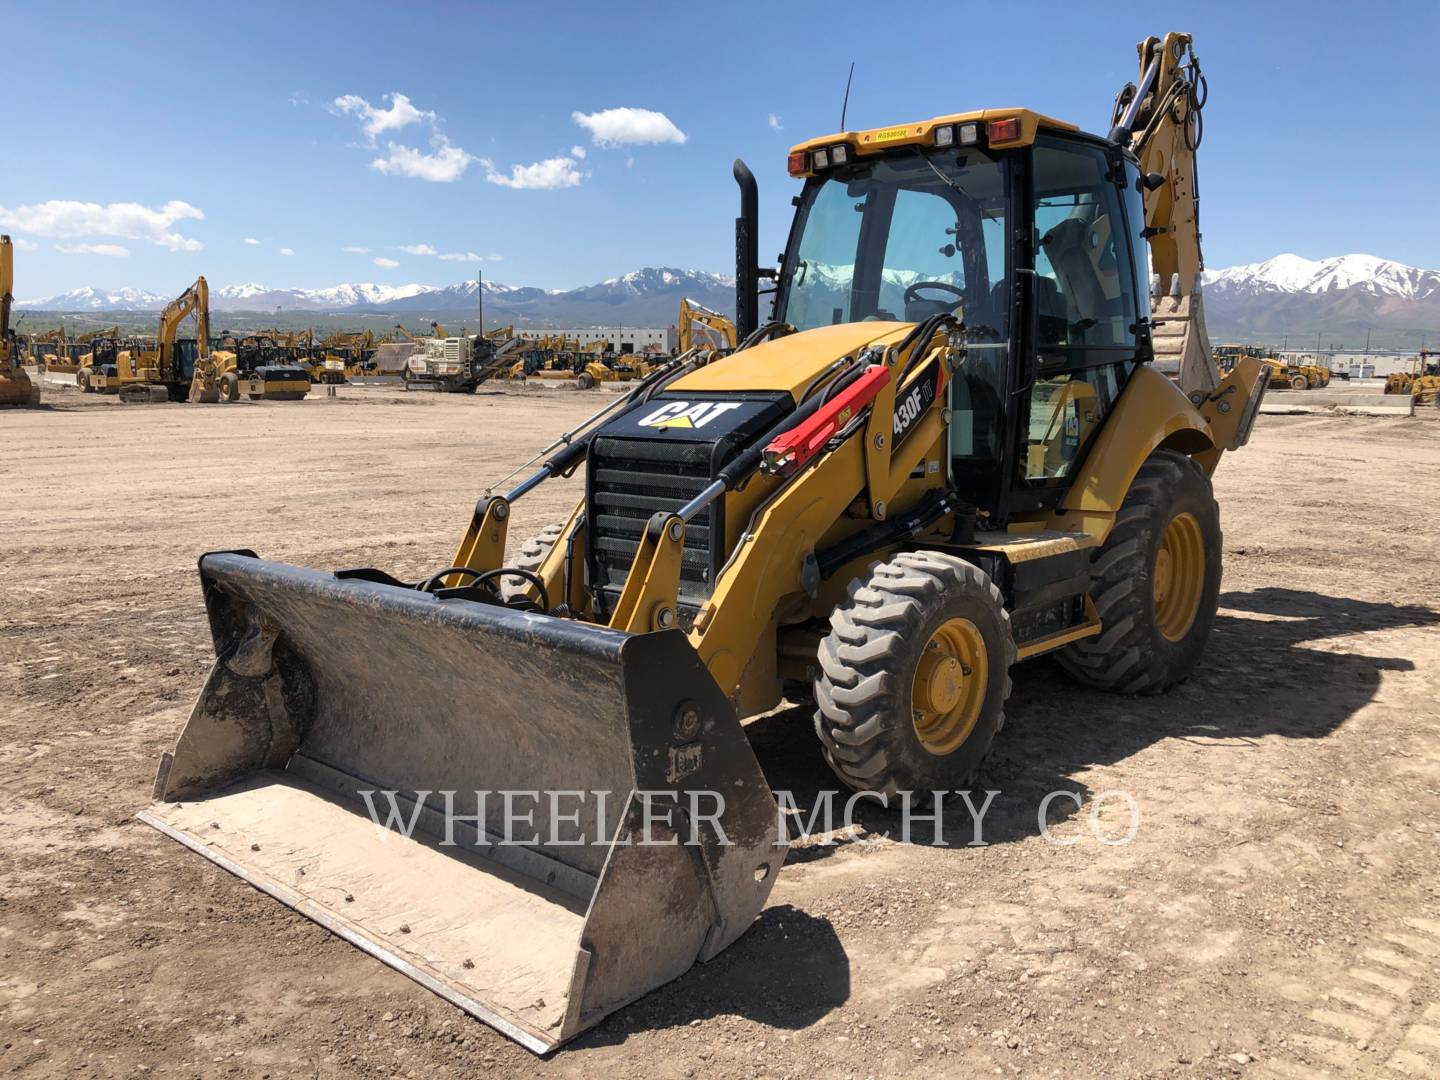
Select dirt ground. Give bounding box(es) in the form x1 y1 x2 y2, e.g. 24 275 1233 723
3 379 1439 1079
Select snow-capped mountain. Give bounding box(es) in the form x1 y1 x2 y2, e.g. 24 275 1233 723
594 268 734 294
25 256 1432 347
1201 254 1440 349
372 267 734 323
16 285 168 312
210 281 444 311
1204 254 1440 301
19 268 736 326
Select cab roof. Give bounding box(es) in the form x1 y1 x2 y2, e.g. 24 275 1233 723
788 107 1080 171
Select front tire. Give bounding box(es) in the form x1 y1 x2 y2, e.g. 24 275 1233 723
501 523 566 602
1056 449 1221 694
813 552 1014 798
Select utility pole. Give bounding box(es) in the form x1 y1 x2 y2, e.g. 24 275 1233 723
1364 326 1371 356
477 271 483 334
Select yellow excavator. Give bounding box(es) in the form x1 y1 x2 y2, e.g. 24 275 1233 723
143 31 1266 1052
678 297 737 355
0 235 41 406
76 278 213 402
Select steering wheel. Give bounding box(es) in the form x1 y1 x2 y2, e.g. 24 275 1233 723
903 281 965 307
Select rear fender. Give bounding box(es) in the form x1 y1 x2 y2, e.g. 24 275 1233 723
1053 365 1213 539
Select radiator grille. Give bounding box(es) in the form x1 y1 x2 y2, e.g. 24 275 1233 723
588 437 718 623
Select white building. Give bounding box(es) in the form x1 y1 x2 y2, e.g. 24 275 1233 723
1324 353 1420 378
570 326 677 354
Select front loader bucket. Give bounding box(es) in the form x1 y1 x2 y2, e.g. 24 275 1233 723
139 552 785 1053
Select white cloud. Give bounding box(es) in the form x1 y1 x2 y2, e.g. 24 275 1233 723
373 256 400 268
371 138 474 182
56 243 130 257
342 245 370 254
481 155 583 190
400 243 438 256
572 107 687 147
332 92 433 145
243 237 260 245
570 145 587 159
12 237 38 251
0 199 203 251
768 113 783 131
332 91 475 183
279 247 295 256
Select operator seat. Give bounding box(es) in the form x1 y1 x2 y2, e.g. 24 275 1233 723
1040 217 1108 343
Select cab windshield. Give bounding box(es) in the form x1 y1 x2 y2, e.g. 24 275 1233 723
778 148 1009 339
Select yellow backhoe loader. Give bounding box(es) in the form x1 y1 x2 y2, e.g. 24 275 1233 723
142 31 1266 1053
0 235 41 406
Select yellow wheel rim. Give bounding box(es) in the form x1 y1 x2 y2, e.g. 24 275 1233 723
911 618 988 756
1153 511 1205 642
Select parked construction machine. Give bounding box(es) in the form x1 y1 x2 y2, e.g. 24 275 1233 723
0 235 41 406
678 297 737 355
142 31 1266 1053
28 327 67 372
1384 349 1440 404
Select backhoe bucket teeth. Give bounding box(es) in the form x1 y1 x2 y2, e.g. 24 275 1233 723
140 552 785 1053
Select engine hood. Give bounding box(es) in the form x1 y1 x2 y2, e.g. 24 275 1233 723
669 321 912 400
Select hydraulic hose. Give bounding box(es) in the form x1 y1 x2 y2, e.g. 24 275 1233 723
416 565 551 612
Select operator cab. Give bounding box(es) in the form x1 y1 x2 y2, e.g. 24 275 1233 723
762 110 1153 523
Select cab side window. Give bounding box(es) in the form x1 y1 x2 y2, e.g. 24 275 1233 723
1018 139 1141 487
1032 139 1139 348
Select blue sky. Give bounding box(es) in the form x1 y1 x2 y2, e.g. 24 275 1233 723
5 0 1438 298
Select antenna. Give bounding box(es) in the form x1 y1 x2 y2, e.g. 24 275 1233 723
839 62 855 130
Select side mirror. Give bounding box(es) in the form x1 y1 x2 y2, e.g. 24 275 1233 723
1140 172 1165 191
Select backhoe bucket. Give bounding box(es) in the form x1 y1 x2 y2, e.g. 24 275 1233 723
140 552 785 1053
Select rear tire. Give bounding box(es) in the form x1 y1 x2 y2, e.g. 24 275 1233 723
1289 374 1307 390
813 551 1014 799
1056 449 1221 694
501 523 566 601
220 372 241 402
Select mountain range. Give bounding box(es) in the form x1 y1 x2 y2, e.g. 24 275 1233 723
17 256 1440 349
1200 254 1440 349
17 267 737 328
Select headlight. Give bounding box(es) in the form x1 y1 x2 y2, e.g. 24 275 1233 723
933 125 955 147
830 143 849 165
812 148 830 170
957 122 981 146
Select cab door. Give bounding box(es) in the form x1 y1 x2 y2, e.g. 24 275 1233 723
1007 135 1149 515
